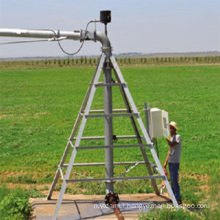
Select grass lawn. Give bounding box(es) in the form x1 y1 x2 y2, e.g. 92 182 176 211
0 64 220 218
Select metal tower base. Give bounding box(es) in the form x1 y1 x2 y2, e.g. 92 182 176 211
47 53 178 219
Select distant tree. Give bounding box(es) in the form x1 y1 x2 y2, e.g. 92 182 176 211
199 57 204 63
84 57 87 64
128 57 131 64
89 58 92 65
71 59 75 66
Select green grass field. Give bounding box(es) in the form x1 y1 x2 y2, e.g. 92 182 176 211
1 64 220 218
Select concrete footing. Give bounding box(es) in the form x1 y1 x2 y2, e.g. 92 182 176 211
30 192 171 220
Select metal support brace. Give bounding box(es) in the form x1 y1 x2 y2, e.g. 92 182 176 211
72 144 150 150
95 82 125 87
72 135 138 140
58 167 64 180
63 161 146 167
66 175 164 183
85 113 138 118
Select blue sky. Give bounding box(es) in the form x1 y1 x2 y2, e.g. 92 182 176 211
0 0 220 58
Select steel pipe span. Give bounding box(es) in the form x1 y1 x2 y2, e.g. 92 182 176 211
0 28 111 48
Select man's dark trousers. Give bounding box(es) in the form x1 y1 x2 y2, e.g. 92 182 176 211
169 163 181 201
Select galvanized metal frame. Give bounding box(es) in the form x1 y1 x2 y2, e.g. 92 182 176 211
48 53 178 219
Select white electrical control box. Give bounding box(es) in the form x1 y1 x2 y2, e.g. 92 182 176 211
150 108 170 140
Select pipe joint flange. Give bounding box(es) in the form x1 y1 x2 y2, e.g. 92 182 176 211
105 192 120 207
101 46 112 52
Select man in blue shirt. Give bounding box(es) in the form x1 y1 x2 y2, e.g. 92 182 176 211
163 121 182 205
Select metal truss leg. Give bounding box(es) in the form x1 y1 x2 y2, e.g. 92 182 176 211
47 54 105 200
52 53 106 219
148 144 179 207
47 143 71 200
110 55 178 207
111 55 159 194
112 65 159 195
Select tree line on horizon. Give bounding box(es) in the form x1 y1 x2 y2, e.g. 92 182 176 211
0 56 219 69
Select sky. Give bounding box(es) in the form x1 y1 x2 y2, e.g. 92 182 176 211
0 0 220 58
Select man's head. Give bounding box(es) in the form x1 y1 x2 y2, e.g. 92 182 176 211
169 121 178 135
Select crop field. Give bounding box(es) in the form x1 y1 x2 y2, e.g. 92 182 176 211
0 63 220 218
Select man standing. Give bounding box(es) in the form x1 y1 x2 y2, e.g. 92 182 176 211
163 121 182 205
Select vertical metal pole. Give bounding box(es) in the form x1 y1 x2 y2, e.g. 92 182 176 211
145 103 152 140
104 51 114 193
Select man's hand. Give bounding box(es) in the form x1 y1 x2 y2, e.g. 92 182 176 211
166 138 176 148
163 162 167 169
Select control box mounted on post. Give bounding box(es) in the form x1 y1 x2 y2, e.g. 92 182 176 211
150 108 170 140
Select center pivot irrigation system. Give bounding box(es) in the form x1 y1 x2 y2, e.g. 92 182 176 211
0 11 179 219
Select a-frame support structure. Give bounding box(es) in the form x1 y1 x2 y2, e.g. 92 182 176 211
0 20 178 220
47 52 178 219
